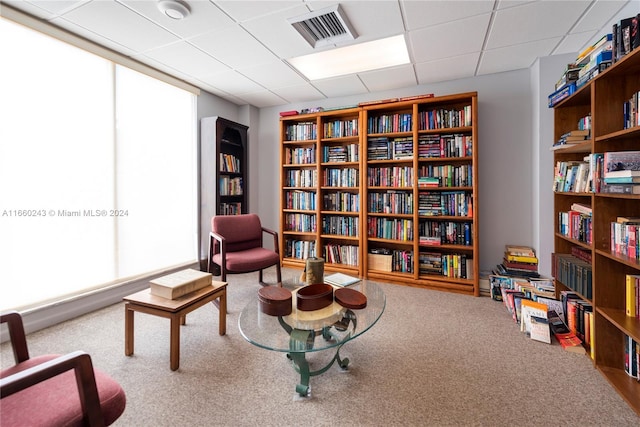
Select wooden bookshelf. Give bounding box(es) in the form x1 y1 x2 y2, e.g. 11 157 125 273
200 116 248 269
551 47 640 415
279 92 479 296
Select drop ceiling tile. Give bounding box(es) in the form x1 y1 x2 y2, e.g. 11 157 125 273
415 53 480 84
310 75 369 98
359 64 417 92
49 17 138 56
7 0 85 16
402 0 494 31
136 41 229 77
409 14 490 63
271 83 326 103
199 69 266 94
554 30 598 56
118 0 236 39
53 0 179 53
237 60 307 88
478 37 561 75
216 0 303 23
241 4 318 59
571 0 628 33
189 25 278 69
235 90 288 108
487 1 590 49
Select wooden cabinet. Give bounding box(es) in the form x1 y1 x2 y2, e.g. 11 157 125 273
279 92 479 296
552 48 640 415
200 116 248 268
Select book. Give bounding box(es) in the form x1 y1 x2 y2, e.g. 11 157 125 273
502 259 538 271
536 296 565 320
548 310 585 354
529 316 551 344
504 253 538 264
626 274 640 318
279 110 299 117
149 269 213 300
505 244 536 257
603 176 640 184
604 150 640 177
600 183 640 194
324 272 361 287
520 299 549 335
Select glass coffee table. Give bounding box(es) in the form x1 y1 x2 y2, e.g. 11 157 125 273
238 281 385 396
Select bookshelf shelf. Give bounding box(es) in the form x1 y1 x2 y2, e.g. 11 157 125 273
280 92 479 296
552 47 640 415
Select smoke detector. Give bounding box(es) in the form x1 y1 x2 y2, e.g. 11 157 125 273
288 4 357 48
157 0 190 20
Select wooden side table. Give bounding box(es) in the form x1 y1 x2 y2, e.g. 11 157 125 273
123 281 227 371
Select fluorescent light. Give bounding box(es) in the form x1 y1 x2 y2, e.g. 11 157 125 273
288 35 410 80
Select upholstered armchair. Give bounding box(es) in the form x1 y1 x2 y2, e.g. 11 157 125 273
0 311 126 426
208 213 282 285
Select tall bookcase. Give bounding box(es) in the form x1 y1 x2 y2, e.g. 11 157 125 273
552 48 640 415
279 108 363 276
279 92 479 296
200 117 248 266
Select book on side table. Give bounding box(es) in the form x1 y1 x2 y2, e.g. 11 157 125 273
150 269 213 299
324 272 361 287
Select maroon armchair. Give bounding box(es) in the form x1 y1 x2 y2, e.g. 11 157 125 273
0 311 126 426
208 213 282 286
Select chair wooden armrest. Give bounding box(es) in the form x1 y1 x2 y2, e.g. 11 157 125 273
261 227 279 254
1 311 29 363
209 231 226 274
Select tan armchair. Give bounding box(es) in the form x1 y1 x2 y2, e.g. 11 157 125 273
208 213 282 285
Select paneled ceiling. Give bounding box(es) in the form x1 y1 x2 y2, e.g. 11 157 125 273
2 0 630 107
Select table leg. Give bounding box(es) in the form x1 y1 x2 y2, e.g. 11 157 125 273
169 314 180 371
125 304 134 356
218 290 227 335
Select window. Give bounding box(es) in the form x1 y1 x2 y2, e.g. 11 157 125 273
0 17 197 311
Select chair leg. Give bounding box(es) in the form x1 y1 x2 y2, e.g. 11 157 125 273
276 263 282 286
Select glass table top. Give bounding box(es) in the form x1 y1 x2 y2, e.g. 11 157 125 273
238 281 386 353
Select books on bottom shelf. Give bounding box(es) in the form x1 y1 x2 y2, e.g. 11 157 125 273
627 274 640 318
324 272 361 287
548 310 585 354
149 269 212 299
625 335 640 381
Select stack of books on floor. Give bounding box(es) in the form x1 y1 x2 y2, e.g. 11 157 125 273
496 245 540 278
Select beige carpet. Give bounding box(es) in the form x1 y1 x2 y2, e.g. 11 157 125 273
2 267 639 426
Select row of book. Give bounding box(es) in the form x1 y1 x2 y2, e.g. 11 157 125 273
418 105 472 130
322 144 359 163
321 215 358 237
283 213 317 233
218 177 243 196
419 252 472 279
284 146 316 165
417 134 473 158
418 164 472 187
551 253 592 300
625 335 640 381
219 153 241 173
323 167 358 187
284 121 317 141
285 169 317 187
367 113 413 133
417 191 473 217
552 150 640 195
491 274 590 355
219 202 242 215
558 207 592 245
418 220 472 246
366 217 413 241
283 190 316 211
367 136 414 160
612 217 640 260
623 90 640 130
323 243 358 266
323 119 358 138
368 191 413 215
284 239 316 260
322 191 359 212
367 166 414 187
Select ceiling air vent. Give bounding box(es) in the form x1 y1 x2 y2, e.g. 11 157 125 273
288 4 357 48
